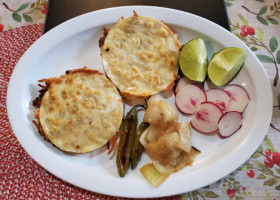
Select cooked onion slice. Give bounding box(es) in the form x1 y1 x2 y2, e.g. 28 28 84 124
140 163 169 187
143 96 178 126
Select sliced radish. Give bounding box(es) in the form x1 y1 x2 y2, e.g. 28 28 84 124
205 88 230 112
175 84 206 115
218 111 243 138
190 102 223 134
225 84 250 113
175 76 204 95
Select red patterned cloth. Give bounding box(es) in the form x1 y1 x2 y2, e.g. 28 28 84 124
0 24 179 200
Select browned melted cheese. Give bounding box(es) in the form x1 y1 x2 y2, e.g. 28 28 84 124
33 68 123 153
101 15 180 99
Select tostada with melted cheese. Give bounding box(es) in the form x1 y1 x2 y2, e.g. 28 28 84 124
32 68 123 153
100 14 181 99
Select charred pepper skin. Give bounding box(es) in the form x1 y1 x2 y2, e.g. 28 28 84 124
116 116 131 177
116 104 145 177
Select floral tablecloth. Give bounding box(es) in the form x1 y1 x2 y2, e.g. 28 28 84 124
1 0 280 199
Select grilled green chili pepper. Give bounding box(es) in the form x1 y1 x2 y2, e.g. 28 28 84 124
131 122 149 170
116 119 126 176
116 114 132 177
116 104 145 177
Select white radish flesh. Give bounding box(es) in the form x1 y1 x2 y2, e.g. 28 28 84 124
175 76 204 95
218 111 243 138
225 84 250 113
205 88 230 112
190 102 223 134
175 84 207 115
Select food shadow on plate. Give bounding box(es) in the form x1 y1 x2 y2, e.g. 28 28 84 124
204 40 215 62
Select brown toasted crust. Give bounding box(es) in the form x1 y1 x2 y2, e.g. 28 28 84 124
66 67 103 75
32 111 49 141
120 91 149 100
98 28 110 48
162 74 178 92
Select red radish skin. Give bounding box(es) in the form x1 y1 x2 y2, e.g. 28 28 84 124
205 88 230 112
175 84 206 115
174 76 204 95
190 102 223 134
225 84 250 113
218 111 243 138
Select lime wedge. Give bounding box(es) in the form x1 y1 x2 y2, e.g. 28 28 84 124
208 47 246 86
179 38 208 82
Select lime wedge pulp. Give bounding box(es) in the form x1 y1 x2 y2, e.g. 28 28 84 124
179 38 208 82
208 47 246 86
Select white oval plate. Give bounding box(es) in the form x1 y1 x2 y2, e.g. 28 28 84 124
7 6 272 198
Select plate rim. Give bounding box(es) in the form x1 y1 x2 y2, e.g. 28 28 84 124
6 5 273 198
